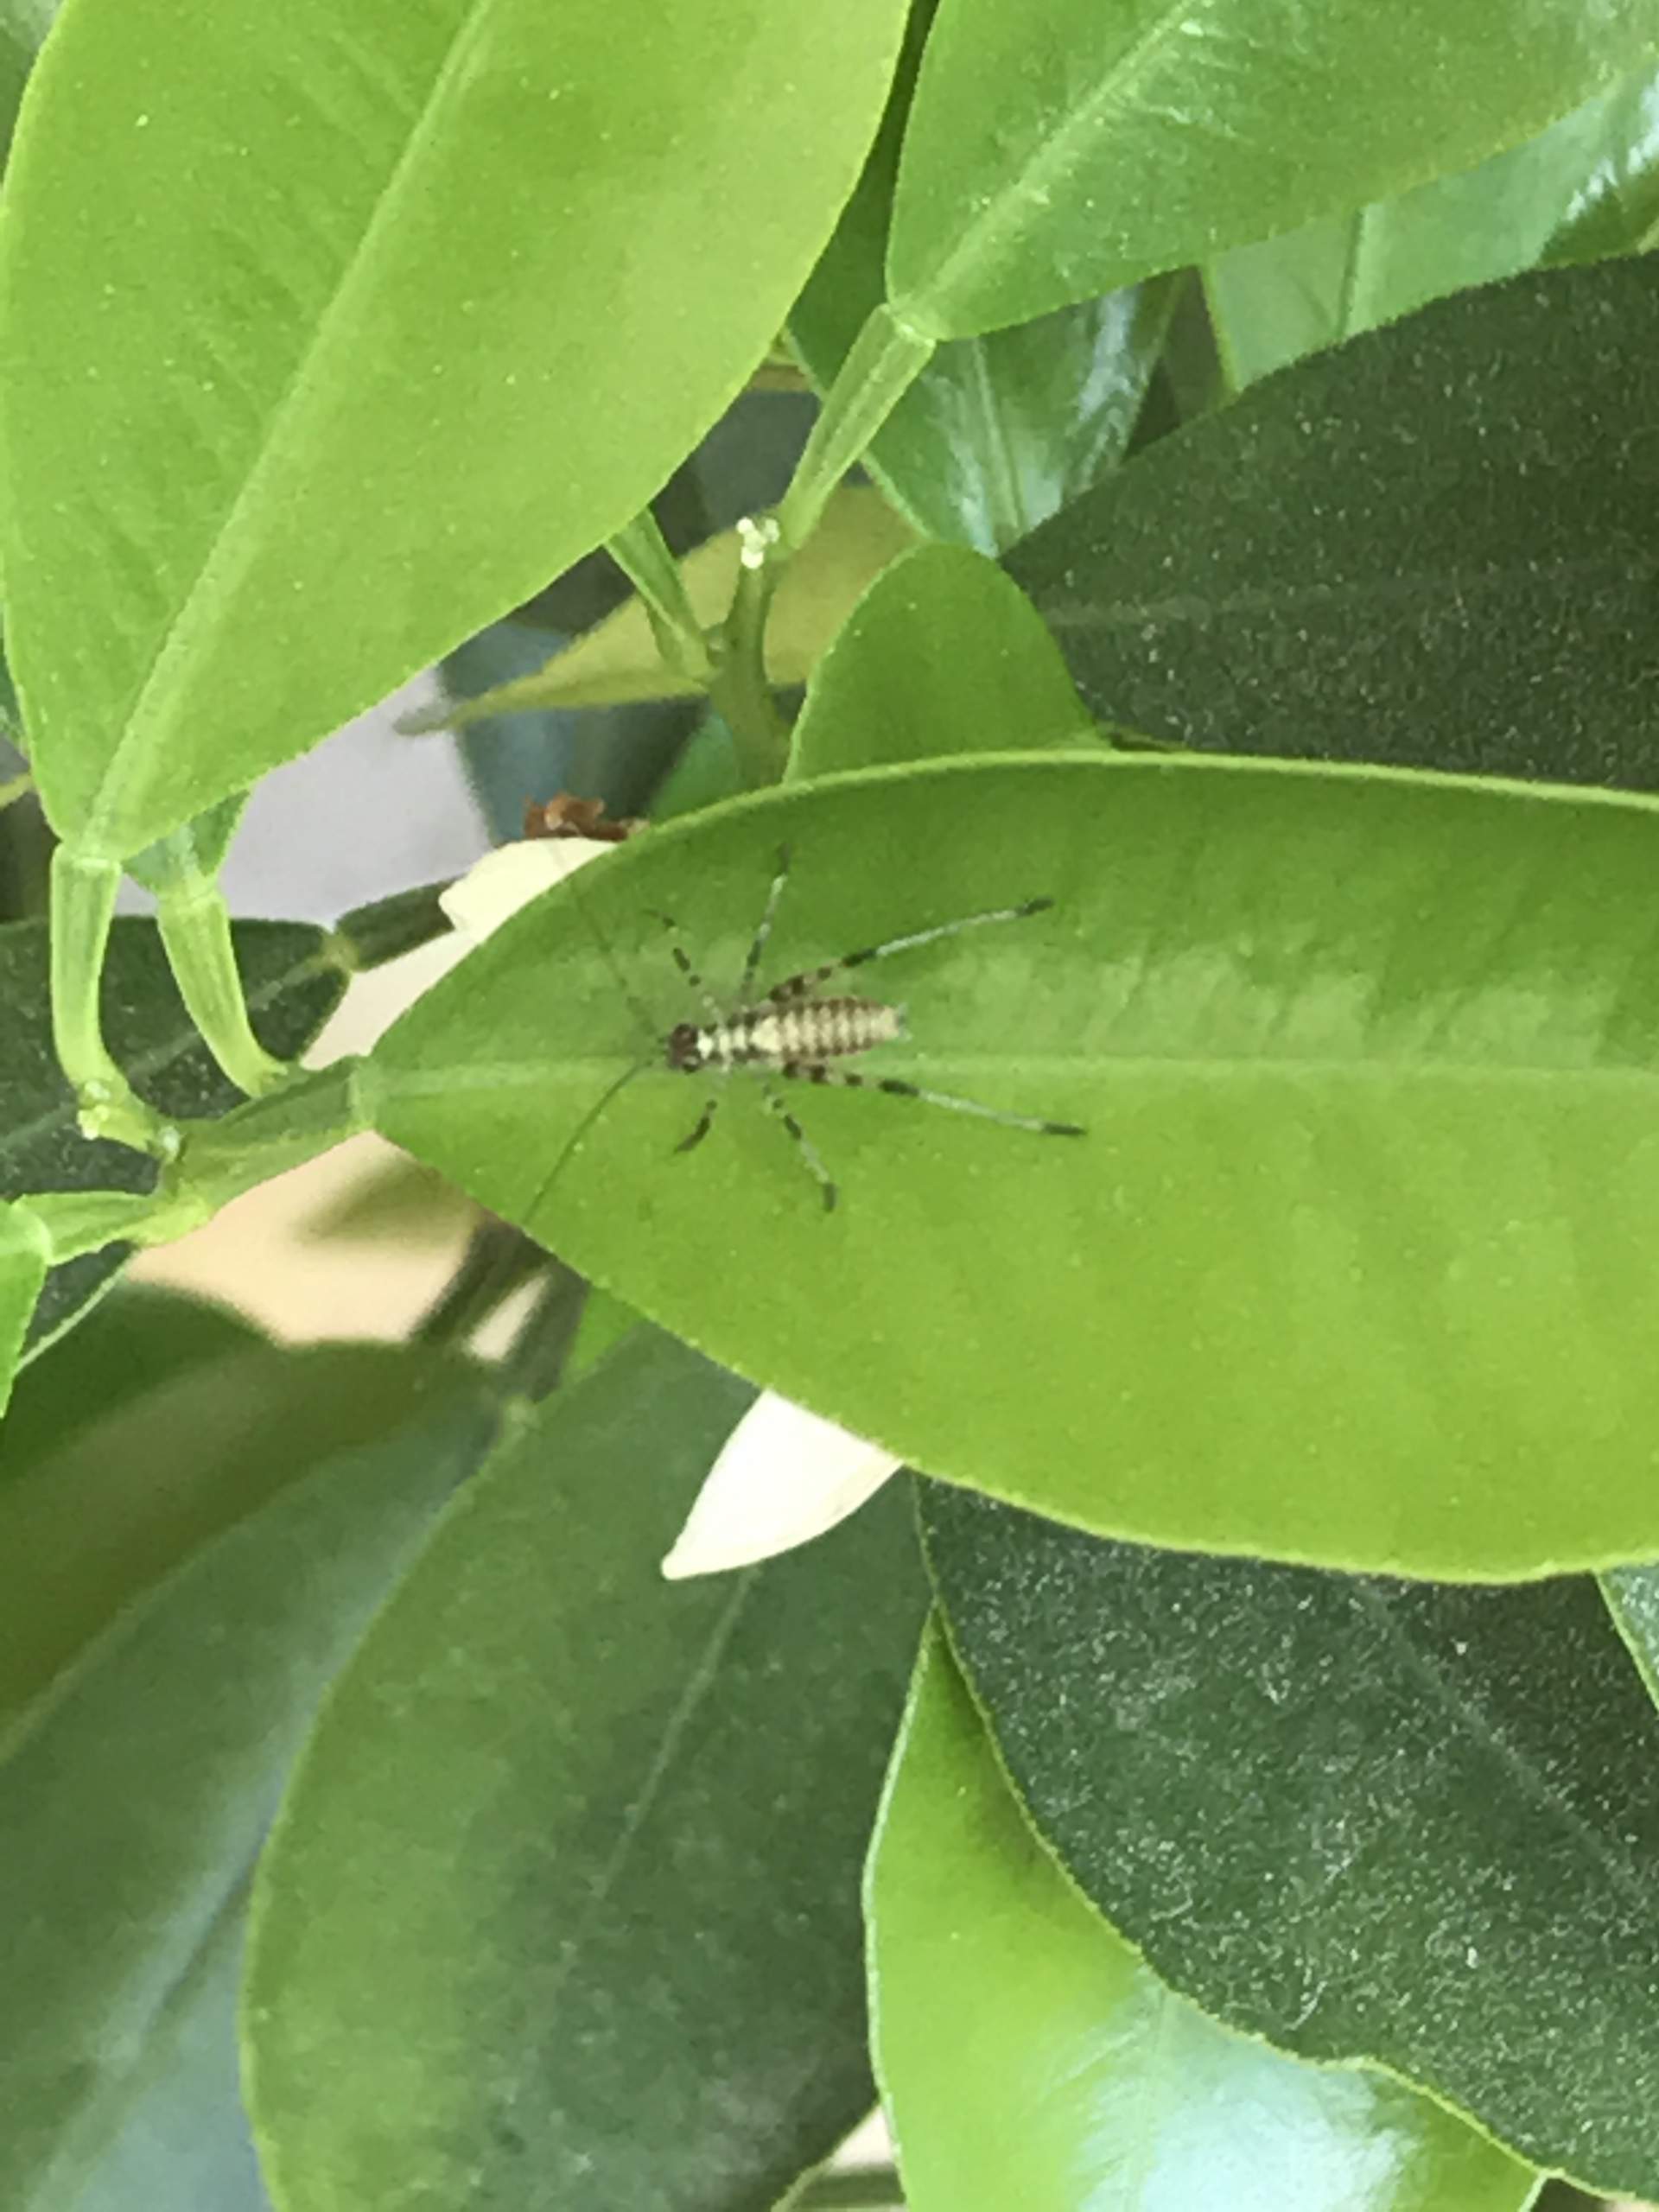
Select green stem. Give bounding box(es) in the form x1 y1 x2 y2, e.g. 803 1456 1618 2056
775 302 935 554
24 1059 368 1264
499 1257 590 1401
607 510 715 686
707 517 791 788
0 768 34 813
169 1058 367 1216
151 833 288 1096
49 845 178 1158
413 1220 546 1350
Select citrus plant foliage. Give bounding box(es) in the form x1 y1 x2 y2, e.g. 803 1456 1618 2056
3 3 1659 2207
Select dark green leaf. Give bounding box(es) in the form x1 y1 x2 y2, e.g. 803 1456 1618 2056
1008 260 1659 790
64 1882 272 2212
871 1620 1539 2212
0 918 345 1352
0 1342 476 1731
922 1484 1659 2198
2 0 911 859
244 1331 927 2212
788 543 1094 779
371 753 1659 1580
886 0 1659 334
0 1355 494 2208
331 882 455 974
0 1282 259 1477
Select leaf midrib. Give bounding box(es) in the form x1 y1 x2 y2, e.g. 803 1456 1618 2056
1356 1580 1659 1935
379 1052 1659 1098
84 0 498 854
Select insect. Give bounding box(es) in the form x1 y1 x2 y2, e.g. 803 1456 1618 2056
651 844 1084 1211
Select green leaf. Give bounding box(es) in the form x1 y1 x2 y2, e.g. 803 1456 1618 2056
0 918 345 1354
1543 68 1659 263
790 2 1178 549
886 0 1659 336
0 1281 259 1477
922 1484 1659 2199
0 0 57 167
65 1879 272 2212
416 489 918 726
0 1198 48 1418
1008 260 1659 791
0 1341 477 1732
872 1619 1540 2212
788 543 1094 779
244 1330 927 2212
371 752 1659 1580
1207 63 1659 388
0 1357 494 2209
2 0 912 860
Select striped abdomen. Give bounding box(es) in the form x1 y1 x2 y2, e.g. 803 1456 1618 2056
671 995 906 1071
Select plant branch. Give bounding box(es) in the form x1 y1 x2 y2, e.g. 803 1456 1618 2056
774 302 934 554
22 1058 368 1263
706 515 791 787
413 1218 546 1349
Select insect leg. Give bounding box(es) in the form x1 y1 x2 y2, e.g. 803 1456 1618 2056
767 896 1056 1001
779 1057 1083 1139
760 1081 838 1211
648 910 725 1020
675 1092 721 1154
737 844 792 1004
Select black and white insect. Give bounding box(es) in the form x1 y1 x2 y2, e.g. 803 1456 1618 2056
650 844 1084 1211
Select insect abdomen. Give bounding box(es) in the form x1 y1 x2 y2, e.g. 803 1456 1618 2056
710 995 904 1068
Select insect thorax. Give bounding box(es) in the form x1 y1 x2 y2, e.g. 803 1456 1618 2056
667 995 906 1071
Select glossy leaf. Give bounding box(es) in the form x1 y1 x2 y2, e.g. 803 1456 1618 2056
244 1331 927 2212
419 489 917 727
0 918 344 1354
1 0 911 859
1008 259 1659 791
0 1198 48 1419
1207 64 1659 388
791 0 1175 549
788 543 1094 779
0 1282 259 1477
0 0 56 166
1599 1561 1659 1711
872 1620 1539 2212
372 752 1659 1580
923 1484 1659 2198
0 1343 473 1732
0 1359 494 2209
886 0 1659 335
1544 67 1659 261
